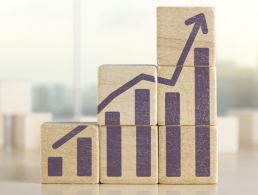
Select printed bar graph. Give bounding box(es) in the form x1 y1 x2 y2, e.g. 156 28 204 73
165 92 180 125
166 127 181 177
195 126 210 176
194 48 209 66
77 137 92 176
106 112 121 177
135 89 150 125
48 157 62 176
136 126 151 177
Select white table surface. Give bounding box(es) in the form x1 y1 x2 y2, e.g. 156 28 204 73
0 147 258 195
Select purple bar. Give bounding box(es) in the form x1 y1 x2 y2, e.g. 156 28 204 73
195 67 210 125
194 48 209 66
165 92 180 125
136 126 151 177
135 89 150 125
105 112 120 125
166 126 181 177
196 126 210 177
107 126 121 177
77 137 92 176
48 157 62 176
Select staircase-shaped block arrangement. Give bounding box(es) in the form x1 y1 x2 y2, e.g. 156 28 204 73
41 6 217 184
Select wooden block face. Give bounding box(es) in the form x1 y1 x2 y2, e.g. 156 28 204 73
158 66 216 126
41 122 99 183
100 125 158 184
98 65 157 126
159 125 217 184
218 116 239 153
13 113 53 150
0 81 31 114
157 7 215 66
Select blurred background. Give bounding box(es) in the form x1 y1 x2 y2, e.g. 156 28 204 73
0 0 258 194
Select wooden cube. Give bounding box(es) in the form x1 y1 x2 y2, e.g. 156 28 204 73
98 65 157 126
159 125 217 184
157 7 215 66
0 80 31 114
41 122 99 183
218 116 239 153
100 184 158 195
158 66 216 126
12 113 53 151
100 125 158 184
228 110 258 146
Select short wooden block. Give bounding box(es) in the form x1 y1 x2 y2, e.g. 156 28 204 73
157 7 215 66
98 65 157 126
159 125 217 184
158 66 216 126
228 110 258 146
218 116 239 153
0 80 31 114
41 122 99 183
100 125 158 184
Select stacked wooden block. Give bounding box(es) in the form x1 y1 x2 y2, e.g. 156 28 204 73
41 7 217 184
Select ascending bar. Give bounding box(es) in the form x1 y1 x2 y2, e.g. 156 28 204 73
77 137 92 176
106 112 121 177
195 48 210 125
135 89 150 125
136 126 151 177
48 157 62 176
196 126 210 176
166 126 181 177
165 92 180 125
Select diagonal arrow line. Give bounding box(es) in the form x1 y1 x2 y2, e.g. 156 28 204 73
98 13 208 114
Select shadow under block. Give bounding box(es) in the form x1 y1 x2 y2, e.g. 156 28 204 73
100 125 158 184
158 66 216 126
13 113 53 150
0 80 31 114
157 7 215 66
159 125 217 184
98 65 157 126
218 116 239 153
41 122 99 183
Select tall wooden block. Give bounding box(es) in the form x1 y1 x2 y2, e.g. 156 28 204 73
157 7 215 66
158 66 216 126
98 65 157 126
41 122 99 183
228 110 258 146
12 113 53 150
159 125 217 184
0 80 31 114
100 125 158 184
218 116 239 153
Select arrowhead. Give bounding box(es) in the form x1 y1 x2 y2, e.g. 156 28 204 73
185 13 208 34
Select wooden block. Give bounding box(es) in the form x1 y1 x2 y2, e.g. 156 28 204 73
157 7 215 66
41 122 99 183
218 116 239 153
228 110 258 146
12 113 53 151
159 125 217 184
0 80 31 114
158 66 216 126
100 184 158 195
98 65 157 126
100 125 158 184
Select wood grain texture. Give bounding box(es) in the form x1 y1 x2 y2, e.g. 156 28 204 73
98 65 157 126
158 66 217 126
41 122 99 183
157 7 215 66
159 125 217 184
100 125 158 184
13 113 52 150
